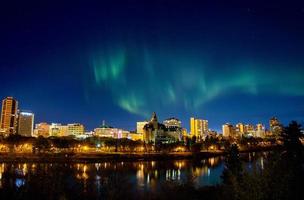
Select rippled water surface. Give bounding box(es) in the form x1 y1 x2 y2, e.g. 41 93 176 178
0 152 267 199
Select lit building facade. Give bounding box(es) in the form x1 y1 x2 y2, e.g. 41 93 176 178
190 117 208 140
34 122 50 137
245 124 255 136
222 123 234 137
236 123 245 135
269 117 282 136
49 123 68 137
128 132 143 141
136 121 148 135
255 123 265 138
67 123 85 136
17 111 34 137
94 122 129 139
163 117 183 141
0 97 18 135
163 118 181 128
143 112 179 144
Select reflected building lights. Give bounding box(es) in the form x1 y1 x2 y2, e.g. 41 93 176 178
136 166 144 187
0 155 264 192
0 163 4 180
82 165 89 180
22 163 28 176
147 173 150 184
95 163 101 171
15 178 25 188
208 158 215 167
151 161 155 168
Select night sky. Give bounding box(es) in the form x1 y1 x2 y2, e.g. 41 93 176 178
1 1 304 131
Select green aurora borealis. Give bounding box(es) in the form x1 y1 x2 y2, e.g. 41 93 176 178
91 45 304 118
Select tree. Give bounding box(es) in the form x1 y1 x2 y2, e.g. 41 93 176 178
220 144 243 200
33 136 50 153
279 121 304 199
282 121 304 160
221 144 243 184
191 143 202 153
5 134 23 153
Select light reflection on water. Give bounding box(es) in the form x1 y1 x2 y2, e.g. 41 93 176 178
0 153 268 196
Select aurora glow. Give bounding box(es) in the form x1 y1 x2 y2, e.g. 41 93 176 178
1 1 304 130
90 46 304 118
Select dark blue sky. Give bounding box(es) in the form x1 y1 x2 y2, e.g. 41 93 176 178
1 1 304 131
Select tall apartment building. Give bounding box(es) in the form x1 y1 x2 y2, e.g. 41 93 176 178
0 97 18 135
190 117 208 140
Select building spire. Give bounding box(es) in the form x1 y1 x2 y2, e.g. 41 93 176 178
151 112 158 122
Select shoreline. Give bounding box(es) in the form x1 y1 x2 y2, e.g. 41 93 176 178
0 146 277 163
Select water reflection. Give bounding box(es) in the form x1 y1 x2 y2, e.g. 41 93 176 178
0 153 267 198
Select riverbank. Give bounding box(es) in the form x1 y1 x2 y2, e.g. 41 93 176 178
0 146 278 163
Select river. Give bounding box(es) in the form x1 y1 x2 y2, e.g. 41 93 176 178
0 152 267 199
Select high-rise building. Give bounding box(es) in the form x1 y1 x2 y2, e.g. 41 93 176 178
67 123 85 136
17 111 34 137
0 97 18 135
34 122 50 137
190 117 208 140
222 123 234 137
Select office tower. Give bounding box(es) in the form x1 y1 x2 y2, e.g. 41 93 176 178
17 111 34 137
0 97 18 135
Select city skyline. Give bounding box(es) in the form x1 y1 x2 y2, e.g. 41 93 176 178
0 2 303 199
0 96 286 133
1 1 304 131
